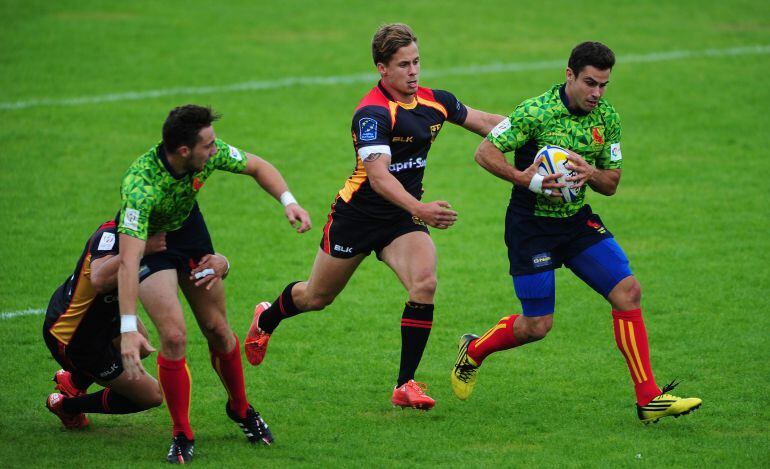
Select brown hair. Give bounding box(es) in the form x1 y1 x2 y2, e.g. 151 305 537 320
568 42 615 76
163 105 220 154
371 23 417 66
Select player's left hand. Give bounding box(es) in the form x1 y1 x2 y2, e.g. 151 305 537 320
564 150 597 189
285 203 312 233
190 254 229 290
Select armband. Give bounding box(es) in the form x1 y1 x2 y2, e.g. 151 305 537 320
279 191 298 207
120 314 138 333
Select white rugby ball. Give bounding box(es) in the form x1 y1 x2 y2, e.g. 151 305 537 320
535 145 579 203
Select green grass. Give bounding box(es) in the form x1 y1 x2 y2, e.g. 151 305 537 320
1 0 769 467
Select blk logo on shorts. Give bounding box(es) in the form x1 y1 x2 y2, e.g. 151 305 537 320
532 252 552 268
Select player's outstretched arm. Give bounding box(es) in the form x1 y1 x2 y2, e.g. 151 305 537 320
364 154 457 229
243 154 311 233
461 107 507 137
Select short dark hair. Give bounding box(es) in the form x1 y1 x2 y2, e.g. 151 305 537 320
162 104 220 154
568 41 615 76
371 23 417 66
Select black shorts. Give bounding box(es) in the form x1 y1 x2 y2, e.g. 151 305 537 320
320 207 429 259
42 324 123 382
505 204 614 276
141 204 215 274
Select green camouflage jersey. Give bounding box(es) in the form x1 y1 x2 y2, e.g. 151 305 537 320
118 139 248 240
488 83 623 218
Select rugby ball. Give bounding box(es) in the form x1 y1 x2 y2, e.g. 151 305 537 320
535 145 579 203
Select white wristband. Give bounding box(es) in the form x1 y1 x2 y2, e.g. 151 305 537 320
120 314 138 333
279 191 298 207
528 173 545 194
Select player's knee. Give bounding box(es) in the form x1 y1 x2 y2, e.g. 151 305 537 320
160 330 187 355
409 272 437 300
143 387 164 409
520 316 552 341
304 291 336 311
616 277 642 307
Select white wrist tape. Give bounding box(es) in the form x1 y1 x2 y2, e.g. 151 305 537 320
223 258 230 277
279 191 298 207
120 314 138 333
528 173 545 194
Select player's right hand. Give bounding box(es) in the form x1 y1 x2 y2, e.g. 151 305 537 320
415 201 458 229
285 204 312 233
120 331 156 380
523 155 565 199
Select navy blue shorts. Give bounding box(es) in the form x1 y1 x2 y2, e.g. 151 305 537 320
505 204 613 276
141 204 215 274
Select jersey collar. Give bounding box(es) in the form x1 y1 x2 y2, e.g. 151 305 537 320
559 83 590 117
156 143 188 180
377 81 418 109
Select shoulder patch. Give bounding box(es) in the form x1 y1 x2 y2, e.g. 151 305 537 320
228 145 243 161
610 143 622 161
97 232 116 251
359 118 378 141
491 118 512 138
122 208 140 231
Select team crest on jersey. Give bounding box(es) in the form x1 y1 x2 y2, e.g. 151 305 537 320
591 127 605 145
192 177 204 191
359 118 378 141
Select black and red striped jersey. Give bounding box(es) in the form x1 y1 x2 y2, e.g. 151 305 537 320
44 220 121 349
334 81 467 220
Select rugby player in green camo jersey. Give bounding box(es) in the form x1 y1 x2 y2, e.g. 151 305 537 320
450 42 702 423
117 105 311 463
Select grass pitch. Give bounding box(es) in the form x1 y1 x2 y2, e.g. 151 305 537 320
1 0 769 467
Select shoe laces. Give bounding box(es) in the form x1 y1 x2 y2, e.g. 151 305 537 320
454 354 477 383
406 381 429 395
656 379 683 400
245 408 269 435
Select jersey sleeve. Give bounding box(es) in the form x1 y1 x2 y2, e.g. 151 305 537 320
210 139 249 174
487 101 539 153
89 225 119 261
117 170 155 241
432 89 468 125
596 107 622 169
352 106 392 162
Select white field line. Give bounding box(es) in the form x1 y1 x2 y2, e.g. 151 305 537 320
1 44 768 111
0 308 45 320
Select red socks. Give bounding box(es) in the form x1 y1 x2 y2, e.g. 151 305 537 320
157 355 193 440
209 334 249 419
612 309 661 405
468 314 520 365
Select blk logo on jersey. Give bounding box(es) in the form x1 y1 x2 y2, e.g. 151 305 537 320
359 118 378 141
192 177 204 191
